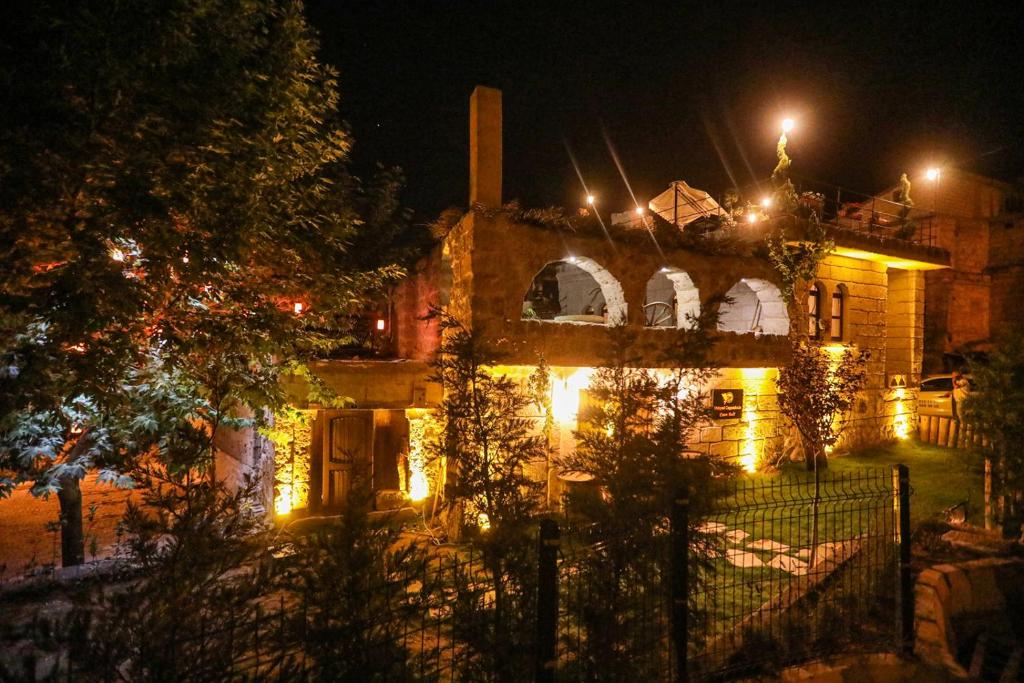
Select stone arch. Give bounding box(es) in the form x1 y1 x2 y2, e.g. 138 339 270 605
522 257 627 325
718 278 789 336
644 267 700 329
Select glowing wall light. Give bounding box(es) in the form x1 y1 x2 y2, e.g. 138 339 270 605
405 410 436 502
376 318 386 331
550 368 594 425
275 484 293 516
738 368 774 473
892 386 910 440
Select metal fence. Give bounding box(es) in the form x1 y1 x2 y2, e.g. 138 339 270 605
54 468 911 682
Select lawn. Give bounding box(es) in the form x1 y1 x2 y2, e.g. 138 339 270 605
699 439 985 642
776 439 986 526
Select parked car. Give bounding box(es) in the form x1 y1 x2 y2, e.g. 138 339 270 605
919 374 973 418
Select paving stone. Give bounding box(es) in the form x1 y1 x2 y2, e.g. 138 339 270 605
725 548 764 568
746 539 789 552
724 529 749 544
698 521 727 534
768 554 808 575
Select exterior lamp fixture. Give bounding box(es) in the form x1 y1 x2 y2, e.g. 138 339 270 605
660 266 670 273
781 118 795 134
635 206 645 216
760 196 772 208
586 194 596 205
925 167 940 182
566 255 577 264
376 318 386 331
110 248 125 262
747 212 759 224
293 302 304 315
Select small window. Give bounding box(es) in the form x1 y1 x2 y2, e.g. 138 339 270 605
807 284 821 339
830 287 845 340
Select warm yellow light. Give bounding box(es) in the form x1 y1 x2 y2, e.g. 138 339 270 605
275 485 293 516
586 194 595 205
892 386 910 439
376 318 386 331
925 167 940 182
747 212 759 223
635 206 645 216
293 302 304 315
409 469 429 502
781 118 795 134
477 511 491 531
110 248 125 262
550 368 593 425
760 196 772 208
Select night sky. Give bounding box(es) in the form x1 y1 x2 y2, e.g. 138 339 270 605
307 1 1024 221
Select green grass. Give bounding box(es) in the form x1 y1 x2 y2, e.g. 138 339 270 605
701 440 985 635
777 439 986 526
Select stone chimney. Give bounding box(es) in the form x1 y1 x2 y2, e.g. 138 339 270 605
469 85 502 208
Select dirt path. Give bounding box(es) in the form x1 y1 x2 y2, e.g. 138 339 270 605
0 477 136 580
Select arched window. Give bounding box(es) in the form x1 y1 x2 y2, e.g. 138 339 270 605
522 257 627 325
807 282 825 339
644 267 700 329
718 278 789 336
830 284 846 340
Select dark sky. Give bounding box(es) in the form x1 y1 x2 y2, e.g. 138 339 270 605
307 1 1024 220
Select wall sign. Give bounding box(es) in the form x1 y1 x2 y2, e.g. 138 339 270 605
712 389 743 420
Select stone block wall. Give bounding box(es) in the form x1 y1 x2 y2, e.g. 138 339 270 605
464 212 792 369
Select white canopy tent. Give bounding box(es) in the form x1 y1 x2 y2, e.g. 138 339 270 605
647 181 722 227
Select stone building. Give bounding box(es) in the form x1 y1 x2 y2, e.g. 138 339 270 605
261 86 949 518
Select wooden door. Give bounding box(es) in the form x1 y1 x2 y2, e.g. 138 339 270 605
325 413 372 507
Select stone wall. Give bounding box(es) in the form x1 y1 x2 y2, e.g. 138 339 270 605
463 211 792 368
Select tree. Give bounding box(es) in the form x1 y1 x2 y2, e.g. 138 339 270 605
963 327 1024 535
776 342 868 471
426 312 547 681
558 315 729 678
0 0 409 564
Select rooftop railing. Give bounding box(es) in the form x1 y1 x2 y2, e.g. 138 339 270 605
643 177 938 248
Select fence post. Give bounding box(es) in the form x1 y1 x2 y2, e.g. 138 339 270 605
535 518 560 683
893 464 913 655
670 492 689 683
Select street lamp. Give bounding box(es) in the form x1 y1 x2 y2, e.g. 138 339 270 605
925 167 940 182
781 118 795 134
635 206 645 216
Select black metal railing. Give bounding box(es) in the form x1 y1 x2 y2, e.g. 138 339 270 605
52 467 912 682
642 178 938 248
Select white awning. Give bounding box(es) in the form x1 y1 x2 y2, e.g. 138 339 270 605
647 181 722 227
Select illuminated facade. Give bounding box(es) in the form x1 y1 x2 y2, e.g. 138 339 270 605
259 86 949 517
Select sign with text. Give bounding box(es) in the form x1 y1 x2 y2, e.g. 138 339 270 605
712 388 743 420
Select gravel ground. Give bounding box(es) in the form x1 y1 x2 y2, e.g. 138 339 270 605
0 477 136 581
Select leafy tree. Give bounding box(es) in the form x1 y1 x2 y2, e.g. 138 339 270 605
776 343 868 471
558 316 729 678
0 0 409 564
426 312 547 681
963 327 1024 535
766 215 834 319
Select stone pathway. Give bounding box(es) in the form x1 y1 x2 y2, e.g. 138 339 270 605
699 520 820 576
